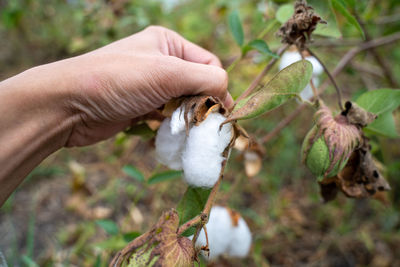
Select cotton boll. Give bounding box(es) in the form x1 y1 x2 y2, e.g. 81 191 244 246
306 56 324 76
194 206 234 260
279 51 302 71
155 118 186 170
182 112 232 188
170 105 193 135
299 77 319 101
227 217 252 258
280 51 323 77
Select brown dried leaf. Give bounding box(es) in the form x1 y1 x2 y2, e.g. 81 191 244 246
342 101 377 127
110 209 195 267
318 137 390 202
161 98 184 117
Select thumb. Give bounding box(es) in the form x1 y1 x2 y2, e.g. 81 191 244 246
164 57 232 108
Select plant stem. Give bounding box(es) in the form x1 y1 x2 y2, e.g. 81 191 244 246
306 47 344 111
233 43 289 106
226 56 241 73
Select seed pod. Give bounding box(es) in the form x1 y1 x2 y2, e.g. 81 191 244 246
301 103 362 180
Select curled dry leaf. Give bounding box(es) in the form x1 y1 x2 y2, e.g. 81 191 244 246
342 101 377 128
319 137 391 202
110 209 195 267
224 60 313 124
161 96 227 134
277 0 326 48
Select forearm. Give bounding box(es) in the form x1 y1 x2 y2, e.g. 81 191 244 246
0 62 78 205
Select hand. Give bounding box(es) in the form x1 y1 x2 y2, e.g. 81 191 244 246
0 26 231 204
63 26 232 147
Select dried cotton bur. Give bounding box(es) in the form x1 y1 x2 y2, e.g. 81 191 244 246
155 96 235 188
192 206 252 260
302 101 391 201
234 135 265 178
110 210 195 267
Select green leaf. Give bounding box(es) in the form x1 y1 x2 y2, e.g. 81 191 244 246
309 0 341 38
364 112 399 138
228 10 244 46
226 60 313 122
176 187 212 236
356 89 400 138
123 231 141 242
148 170 183 185
21 255 39 267
245 39 279 58
355 89 400 115
93 235 127 250
330 0 365 39
95 219 119 235
123 165 145 182
276 4 294 24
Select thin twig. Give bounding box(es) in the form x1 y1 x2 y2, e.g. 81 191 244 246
176 214 202 235
233 44 289 106
260 31 400 144
306 47 344 111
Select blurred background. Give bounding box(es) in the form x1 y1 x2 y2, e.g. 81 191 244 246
0 0 400 266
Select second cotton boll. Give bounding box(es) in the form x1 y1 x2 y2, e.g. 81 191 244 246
182 112 233 188
279 50 323 101
194 206 252 260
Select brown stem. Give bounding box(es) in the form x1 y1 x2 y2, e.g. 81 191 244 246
233 44 289 106
355 13 399 88
260 32 400 144
306 47 344 111
176 214 202 236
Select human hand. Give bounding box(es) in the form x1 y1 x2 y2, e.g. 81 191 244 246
61 26 232 147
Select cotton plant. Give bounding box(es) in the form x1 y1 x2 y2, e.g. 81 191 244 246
112 1 394 266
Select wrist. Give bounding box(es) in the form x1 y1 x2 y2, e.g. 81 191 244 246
0 62 79 204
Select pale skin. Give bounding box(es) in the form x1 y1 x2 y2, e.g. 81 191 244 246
0 26 233 206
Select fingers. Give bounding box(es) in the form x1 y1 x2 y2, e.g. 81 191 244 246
159 57 231 108
145 26 223 67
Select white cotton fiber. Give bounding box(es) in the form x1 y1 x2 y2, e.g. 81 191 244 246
170 105 193 135
194 206 235 260
279 51 323 76
226 217 252 258
182 112 233 188
193 206 252 260
279 51 324 101
155 118 186 170
279 51 302 71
